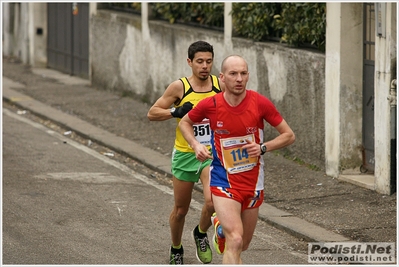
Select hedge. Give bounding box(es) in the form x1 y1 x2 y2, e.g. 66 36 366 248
103 3 326 52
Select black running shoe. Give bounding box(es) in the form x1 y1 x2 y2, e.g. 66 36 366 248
192 225 212 264
169 246 184 265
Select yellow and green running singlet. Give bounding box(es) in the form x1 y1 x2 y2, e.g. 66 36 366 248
174 75 221 153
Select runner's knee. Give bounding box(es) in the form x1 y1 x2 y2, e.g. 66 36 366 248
227 233 243 251
173 205 189 220
204 198 214 211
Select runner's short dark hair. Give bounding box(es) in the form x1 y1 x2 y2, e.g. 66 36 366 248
188 41 214 61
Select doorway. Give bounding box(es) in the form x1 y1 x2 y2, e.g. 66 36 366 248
47 3 89 78
361 3 375 173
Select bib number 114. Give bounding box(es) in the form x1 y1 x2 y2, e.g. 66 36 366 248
230 148 249 161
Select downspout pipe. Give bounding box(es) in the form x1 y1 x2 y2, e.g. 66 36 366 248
390 79 396 136
389 78 396 194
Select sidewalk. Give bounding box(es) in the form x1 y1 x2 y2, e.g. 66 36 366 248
2 57 396 244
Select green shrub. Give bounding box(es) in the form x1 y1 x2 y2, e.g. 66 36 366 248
274 3 326 51
151 3 224 29
103 3 141 13
231 3 282 41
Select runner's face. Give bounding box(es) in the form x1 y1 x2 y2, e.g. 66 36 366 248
189 52 213 81
220 57 249 95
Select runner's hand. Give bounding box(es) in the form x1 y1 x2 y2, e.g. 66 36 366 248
243 139 260 157
171 102 194 118
193 143 213 162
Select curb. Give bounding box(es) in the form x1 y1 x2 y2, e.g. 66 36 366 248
3 76 351 243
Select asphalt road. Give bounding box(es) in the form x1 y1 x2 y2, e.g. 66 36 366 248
3 57 396 246
3 106 309 265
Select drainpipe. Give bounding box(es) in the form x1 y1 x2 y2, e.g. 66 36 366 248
389 79 396 193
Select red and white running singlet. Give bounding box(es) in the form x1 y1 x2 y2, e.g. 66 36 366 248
187 90 283 191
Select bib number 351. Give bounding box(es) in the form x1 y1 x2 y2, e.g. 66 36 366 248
193 119 211 146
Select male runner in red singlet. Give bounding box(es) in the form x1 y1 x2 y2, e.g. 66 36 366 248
179 55 295 264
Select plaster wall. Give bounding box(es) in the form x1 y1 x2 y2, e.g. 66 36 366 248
325 3 364 176
339 4 363 169
29 3 47 67
325 3 341 177
3 3 29 61
2 3 13 56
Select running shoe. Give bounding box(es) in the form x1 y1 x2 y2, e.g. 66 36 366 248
169 245 184 265
192 225 212 263
211 213 226 254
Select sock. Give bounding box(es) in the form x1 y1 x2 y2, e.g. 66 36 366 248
198 225 206 234
172 243 182 250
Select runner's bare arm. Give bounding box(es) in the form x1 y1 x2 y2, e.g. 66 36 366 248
147 80 183 121
242 119 295 156
263 119 295 151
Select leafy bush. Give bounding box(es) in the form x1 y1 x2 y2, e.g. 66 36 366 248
151 3 224 29
103 3 141 14
231 3 282 41
274 3 326 51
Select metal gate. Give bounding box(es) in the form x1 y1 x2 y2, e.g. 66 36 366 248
47 3 89 78
361 3 375 172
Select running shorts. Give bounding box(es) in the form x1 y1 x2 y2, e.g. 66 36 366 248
171 148 212 183
210 186 264 211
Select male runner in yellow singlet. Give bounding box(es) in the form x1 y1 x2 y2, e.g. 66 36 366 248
147 40 224 264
